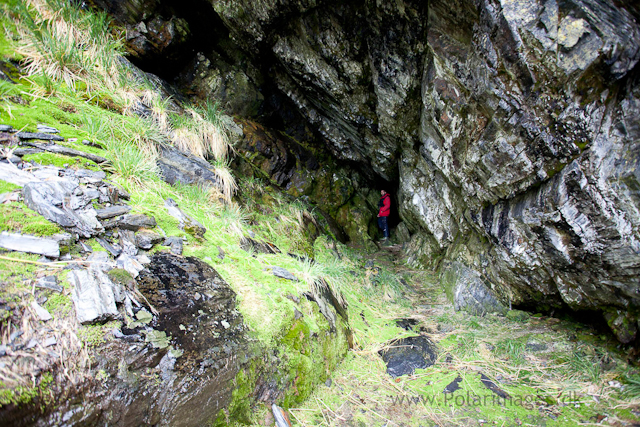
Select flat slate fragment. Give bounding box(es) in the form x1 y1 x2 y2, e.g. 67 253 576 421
272 266 297 281
443 375 462 393
480 373 509 398
96 205 131 220
0 232 60 257
16 132 64 141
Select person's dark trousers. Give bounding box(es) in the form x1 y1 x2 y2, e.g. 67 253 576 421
378 216 389 239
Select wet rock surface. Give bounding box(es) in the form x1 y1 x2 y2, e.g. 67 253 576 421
378 336 437 378
101 0 640 340
29 254 249 427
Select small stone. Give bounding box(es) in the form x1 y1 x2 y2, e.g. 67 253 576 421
163 237 183 255
136 254 151 264
96 237 122 257
164 198 206 238
525 338 548 352
221 320 230 329
325 378 332 387
135 230 163 250
179 324 186 331
25 338 38 349
96 205 131 220
272 266 297 281
80 242 93 253
31 301 53 321
16 131 64 141
36 124 60 133
217 246 225 260
42 336 57 347
0 344 6 356
294 308 303 320
35 276 63 293
119 214 157 231
9 330 23 341
0 125 15 132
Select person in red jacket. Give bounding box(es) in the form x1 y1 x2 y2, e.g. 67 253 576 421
377 189 391 241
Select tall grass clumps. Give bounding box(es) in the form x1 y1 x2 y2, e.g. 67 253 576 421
12 0 124 90
170 101 230 161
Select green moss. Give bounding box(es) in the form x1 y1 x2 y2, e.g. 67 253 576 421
77 320 120 348
22 152 101 171
0 202 62 236
0 252 39 285
107 268 133 285
0 180 19 194
44 292 72 317
0 372 54 406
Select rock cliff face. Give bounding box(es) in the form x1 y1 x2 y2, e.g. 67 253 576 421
97 0 640 341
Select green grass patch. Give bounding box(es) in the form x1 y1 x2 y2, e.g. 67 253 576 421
0 202 62 236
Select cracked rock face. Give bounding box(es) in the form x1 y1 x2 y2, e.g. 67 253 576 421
98 0 640 340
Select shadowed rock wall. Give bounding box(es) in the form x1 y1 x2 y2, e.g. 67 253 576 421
97 0 640 341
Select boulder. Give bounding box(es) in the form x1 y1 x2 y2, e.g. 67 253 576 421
378 336 437 378
157 146 223 189
440 261 507 317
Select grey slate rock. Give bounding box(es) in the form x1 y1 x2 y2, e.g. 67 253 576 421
164 198 206 238
157 146 224 189
116 253 145 278
272 266 297 281
36 275 63 293
22 180 103 237
0 162 39 186
86 251 115 272
0 125 15 132
0 344 6 356
136 230 164 250
525 339 548 352
81 139 104 149
31 301 53 321
68 268 120 324
37 124 59 133
73 169 106 184
12 147 43 156
96 237 122 257
42 336 57 347
119 214 157 231
119 229 138 256
96 205 131 220
0 232 60 258
16 132 64 141
163 237 183 255
217 246 225 260
440 261 507 317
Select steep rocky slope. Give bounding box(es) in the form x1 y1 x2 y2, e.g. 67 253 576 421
93 0 640 343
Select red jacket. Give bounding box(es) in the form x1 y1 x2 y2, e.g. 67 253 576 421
378 194 391 217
